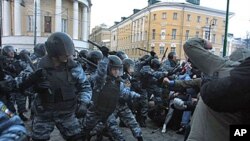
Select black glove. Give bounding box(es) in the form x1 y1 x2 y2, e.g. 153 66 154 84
34 69 46 79
76 102 88 118
150 51 156 57
109 51 117 55
0 80 15 92
35 81 51 94
19 69 46 91
100 46 110 57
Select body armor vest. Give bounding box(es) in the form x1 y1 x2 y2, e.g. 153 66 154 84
93 78 120 115
40 68 76 103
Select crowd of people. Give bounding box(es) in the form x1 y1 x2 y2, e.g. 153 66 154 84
1 32 250 141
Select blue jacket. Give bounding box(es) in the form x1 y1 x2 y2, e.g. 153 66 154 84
0 101 27 141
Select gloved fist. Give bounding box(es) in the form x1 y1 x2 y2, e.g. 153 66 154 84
204 40 213 50
34 69 46 79
173 98 187 110
100 46 110 57
35 81 51 94
0 80 15 92
76 102 88 118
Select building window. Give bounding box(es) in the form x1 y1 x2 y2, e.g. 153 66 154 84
61 19 67 33
172 29 177 40
171 47 176 52
44 16 51 33
162 12 167 19
197 16 201 23
195 31 199 38
212 34 216 43
173 13 178 20
205 31 209 40
161 29 166 40
153 14 156 20
152 29 156 40
113 35 116 41
185 30 189 40
187 14 191 21
213 19 217 25
223 20 226 26
145 16 148 23
206 17 209 24
160 46 164 54
141 31 143 40
27 15 33 32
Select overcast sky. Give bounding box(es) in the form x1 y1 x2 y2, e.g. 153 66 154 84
90 0 250 38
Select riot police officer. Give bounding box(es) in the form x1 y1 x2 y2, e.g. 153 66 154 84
19 32 92 141
86 50 103 75
1 45 31 121
82 54 140 141
116 51 128 61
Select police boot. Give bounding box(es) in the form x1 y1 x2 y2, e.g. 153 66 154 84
137 136 143 141
19 113 28 121
141 120 146 127
119 120 127 127
67 134 84 141
139 117 147 128
96 134 103 141
176 125 185 135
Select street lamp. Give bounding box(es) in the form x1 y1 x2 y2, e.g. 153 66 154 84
208 18 216 41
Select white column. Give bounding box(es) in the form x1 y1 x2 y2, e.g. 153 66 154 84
138 19 141 41
73 0 79 39
88 8 91 36
55 0 62 32
142 17 145 40
135 20 138 42
14 0 22 35
132 22 135 42
36 0 41 36
82 5 88 42
3 0 11 36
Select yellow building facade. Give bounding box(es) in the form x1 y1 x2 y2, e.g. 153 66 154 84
110 2 233 60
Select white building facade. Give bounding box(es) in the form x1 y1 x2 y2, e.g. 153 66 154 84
2 0 91 51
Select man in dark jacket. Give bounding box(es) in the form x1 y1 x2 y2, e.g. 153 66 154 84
201 56 250 114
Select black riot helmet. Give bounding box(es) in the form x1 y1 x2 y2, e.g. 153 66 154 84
87 50 103 65
79 49 88 58
108 55 123 76
168 52 176 60
19 49 30 56
139 54 150 61
116 51 128 61
2 45 15 57
34 43 46 57
123 58 135 74
150 58 161 70
19 49 30 61
45 32 75 57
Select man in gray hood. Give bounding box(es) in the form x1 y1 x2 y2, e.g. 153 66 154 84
184 38 250 141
